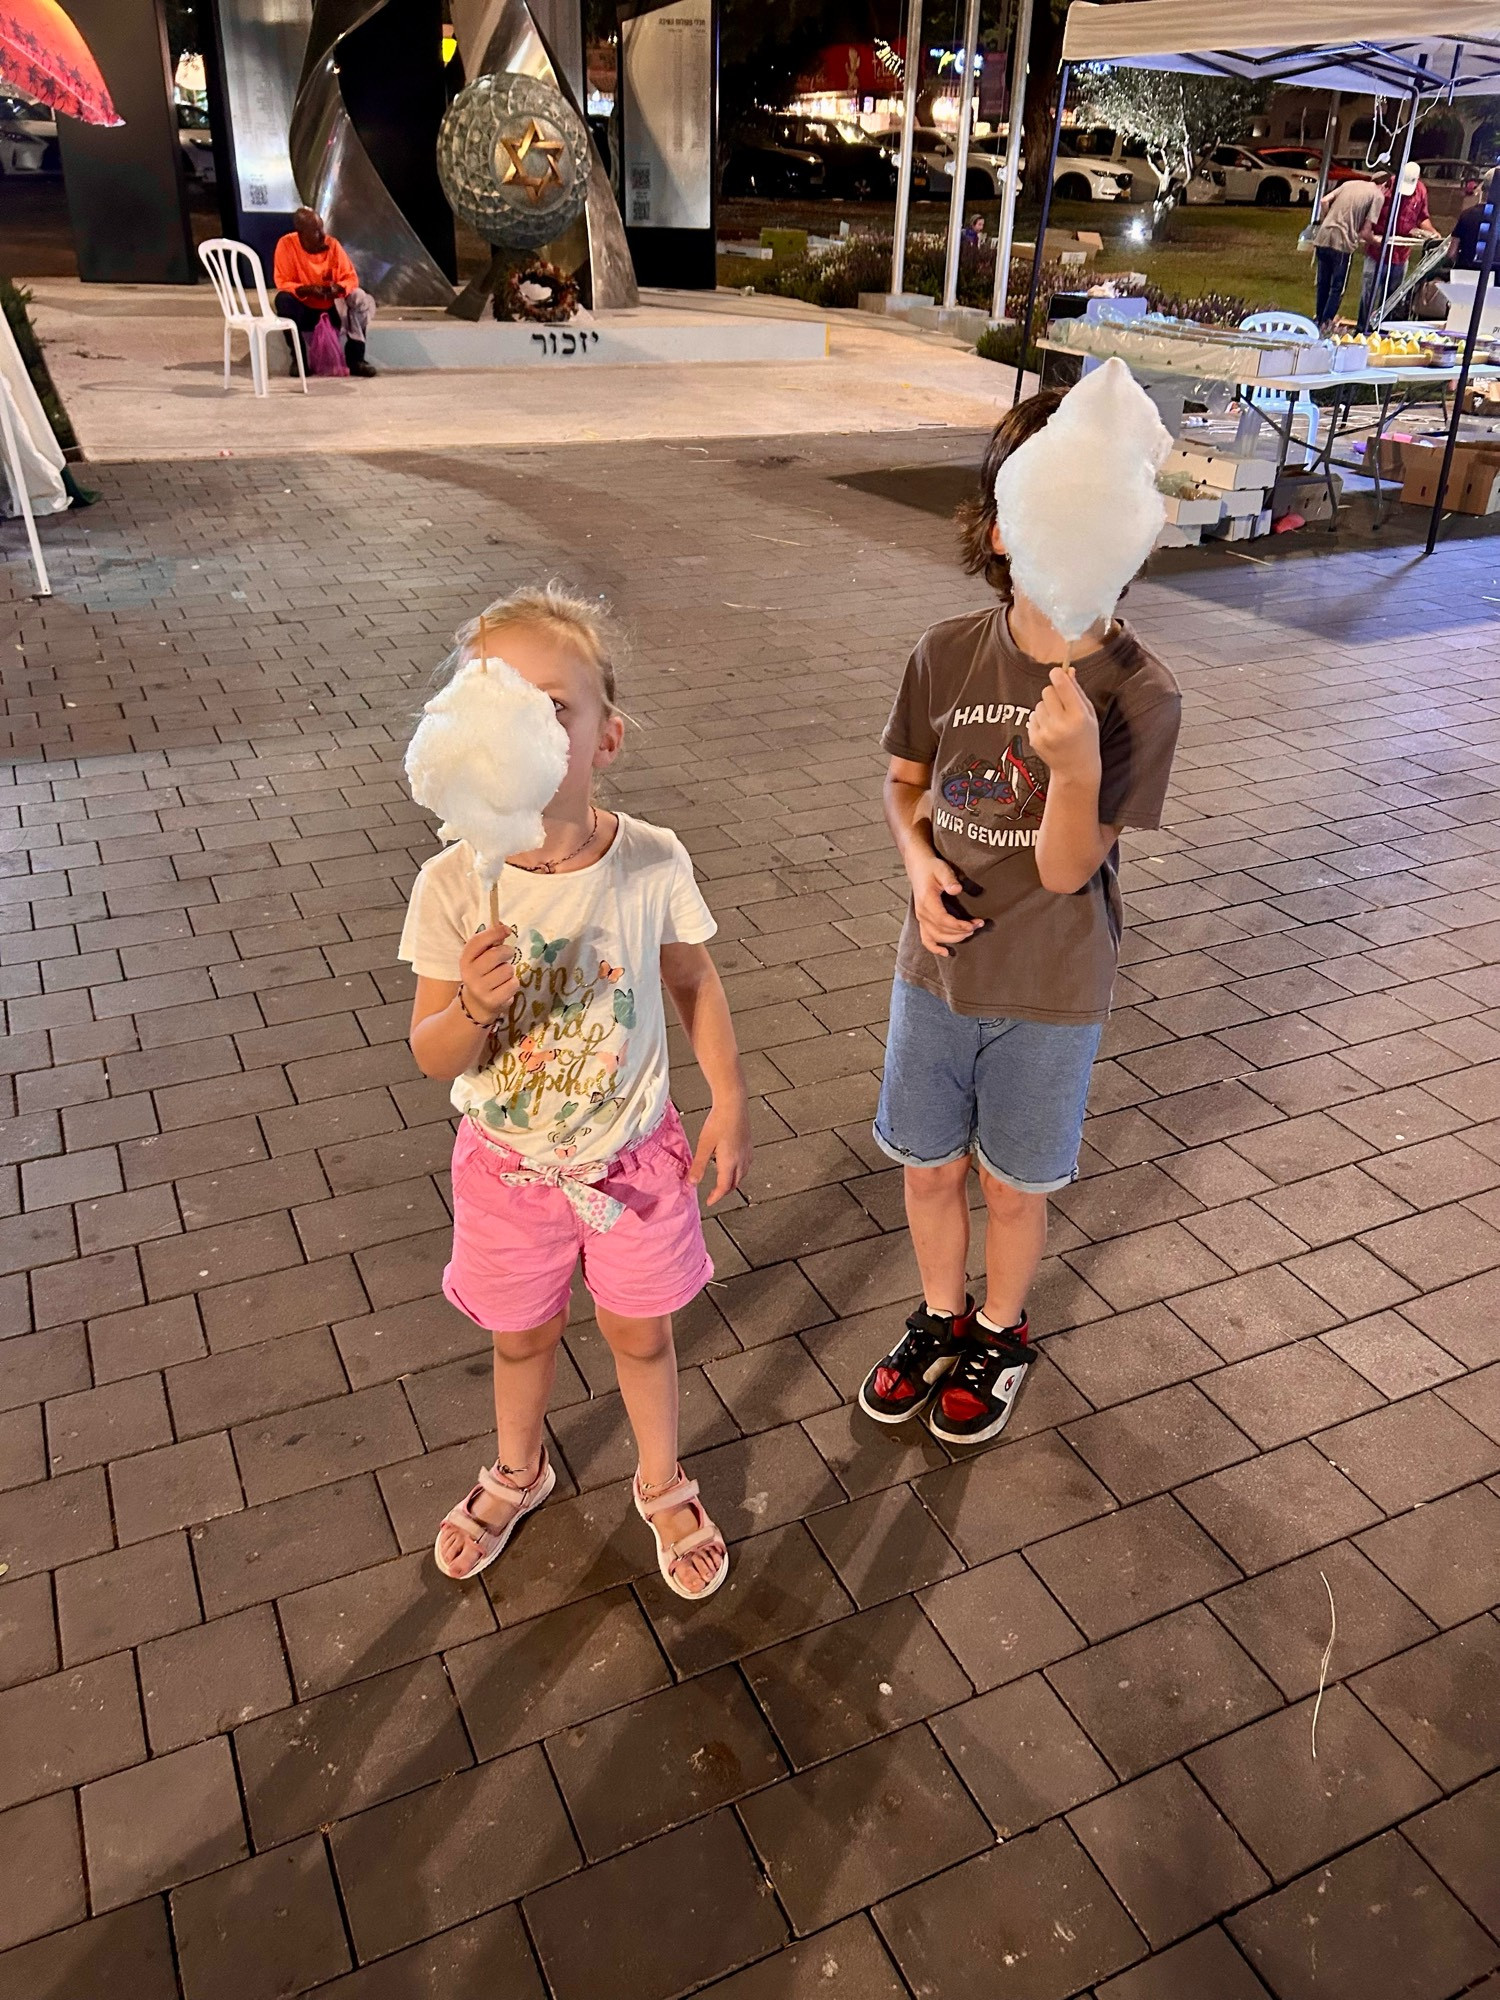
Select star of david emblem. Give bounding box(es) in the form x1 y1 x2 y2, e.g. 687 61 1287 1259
497 119 567 205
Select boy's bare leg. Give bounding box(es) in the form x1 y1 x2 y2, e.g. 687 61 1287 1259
903 1158 973 1313
977 1169 1049 1327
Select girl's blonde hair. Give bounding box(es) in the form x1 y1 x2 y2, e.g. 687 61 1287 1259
441 583 623 717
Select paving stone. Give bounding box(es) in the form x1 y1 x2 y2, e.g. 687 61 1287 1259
705 1337 840 1431
1024 1504 1248 1640
81 1735 246 1911
800 1400 952 1498
447 1586 670 1756
0 1899 177 2000
1178 1440 1382 1574
1061 1383 1257 1502
526 1810 788 2000
0 1404 42 1492
1315 1394 1500 1511
741 1723 990 1937
1290 1239 1419 1317
191 1471 398 1616
1351 1616 1500 1788
744 1595 970 1770
914 1431 1116 1564
1043 1303 1219 1408
548 1369 738 1490
88 1295 205 1382
331 1292 486 1389
55 1530 200 1666
166 1327 348 1438
1093 1927 1272 2000
0 1790 86 1951
1359 1203 1500 1291
172 1835 352 2000
689 1915 905 2000
1357 1482 1500 1626
639 1521 852 1678
1322 1311 1467 1400
1188 1686 1437 1882
279 1547 494 1698
1169 1266 1340 1362
0 1570 57 1690
931 1671 1114 1837
1068 1762 1268 1947
0 1649 145 1810
685 1421 844 1544
139 1604 293 1753
1048 1604 1280 1780
547 1665 786 1859
110 1431 244 1544
298 1905 545 2000
46 1370 171 1473
806 1483 963 1608
1199 1339 1384 1449
236 1656 472 1846
1209 1541 1435 1699
918 1552 1085 1691
199 1255 368 1352
0 1464 112 1579
1065 1222 1233 1311
1227 1832 1497 2000
233 1379 422 1504
874 1817 1145 2000
330 1745 578 1961
1402 1770 1500 1936
0 1326 89 1411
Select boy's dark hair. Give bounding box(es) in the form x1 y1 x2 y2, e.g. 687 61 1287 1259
956 389 1066 598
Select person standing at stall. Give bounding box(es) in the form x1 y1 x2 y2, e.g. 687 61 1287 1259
1452 172 1494 270
1359 162 1439 328
1307 170 1389 329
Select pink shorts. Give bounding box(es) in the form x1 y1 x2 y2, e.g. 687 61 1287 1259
443 1105 713 1331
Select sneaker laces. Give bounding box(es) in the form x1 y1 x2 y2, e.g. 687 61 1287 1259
941 1328 1030 1421
873 1316 954 1401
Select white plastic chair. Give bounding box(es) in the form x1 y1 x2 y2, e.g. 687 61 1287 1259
198 238 308 398
1239 309 1322 464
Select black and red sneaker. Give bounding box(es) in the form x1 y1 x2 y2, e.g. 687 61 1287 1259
858 1299 975 1425
927 1316 1034 1446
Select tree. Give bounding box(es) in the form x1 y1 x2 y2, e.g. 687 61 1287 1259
1072 66 1269 179
1019 0 1067 201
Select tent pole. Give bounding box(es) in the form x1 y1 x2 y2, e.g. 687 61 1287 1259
1012 58 1069 407
1423 174 1498 556
992 0 1035 322
942 0 983 310
890 0 924 299
1313 89 1340 215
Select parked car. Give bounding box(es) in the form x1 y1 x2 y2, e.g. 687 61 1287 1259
763 116 896 200
908 128 1010 200
0 96 59 174
722 135 826 200
1416 156 1488 224
1257 144 1367 184
1201 144 1320 204
1055 125 1174 201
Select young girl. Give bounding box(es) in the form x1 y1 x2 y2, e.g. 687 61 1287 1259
399 586 751 1599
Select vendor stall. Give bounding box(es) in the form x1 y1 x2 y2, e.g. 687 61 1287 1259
1015 0 1500 552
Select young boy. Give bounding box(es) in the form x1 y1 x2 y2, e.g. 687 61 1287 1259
860 389 1182 1445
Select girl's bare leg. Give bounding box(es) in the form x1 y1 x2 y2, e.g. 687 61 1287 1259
596 1306 722 1592
435 1311 562 1577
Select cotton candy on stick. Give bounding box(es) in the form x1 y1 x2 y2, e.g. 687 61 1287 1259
993 356 1172 647
404 654 570 919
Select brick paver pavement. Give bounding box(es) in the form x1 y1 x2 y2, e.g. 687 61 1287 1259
1 434 1498 2000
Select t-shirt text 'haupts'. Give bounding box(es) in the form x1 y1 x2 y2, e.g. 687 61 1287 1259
883 607 1181 1025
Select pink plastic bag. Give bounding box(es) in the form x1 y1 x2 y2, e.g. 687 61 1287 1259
306 314 348 378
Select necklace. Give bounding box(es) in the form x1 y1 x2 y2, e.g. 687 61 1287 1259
512 806 599 875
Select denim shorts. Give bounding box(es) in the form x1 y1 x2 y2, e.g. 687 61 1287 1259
874 977 1103 1194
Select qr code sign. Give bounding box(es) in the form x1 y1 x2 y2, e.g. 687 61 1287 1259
245 179 269 208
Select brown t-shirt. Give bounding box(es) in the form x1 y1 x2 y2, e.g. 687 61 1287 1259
883 607 1181 1024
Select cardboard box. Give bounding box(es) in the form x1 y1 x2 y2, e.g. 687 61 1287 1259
1161 492 1223 526
1401 439 1500 515
1167 446 1279 491
1155 522 1203 548
1272 472 1343 523
1221 485 1269 518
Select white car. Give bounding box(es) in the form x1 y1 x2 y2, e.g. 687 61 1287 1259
1055 126 1176 202
912 129 1009 199
1202 144 1320 206
1052 146 1136 202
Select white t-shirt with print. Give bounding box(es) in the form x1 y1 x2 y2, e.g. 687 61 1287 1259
398 813 716 1168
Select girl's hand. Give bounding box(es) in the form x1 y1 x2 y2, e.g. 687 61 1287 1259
1027 666 1102 786
907 843 983 958
458 923 519 1022
690 1097 752 1205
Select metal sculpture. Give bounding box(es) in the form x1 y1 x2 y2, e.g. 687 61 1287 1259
438 71 590 252
290 0 457 307
449 0 638 309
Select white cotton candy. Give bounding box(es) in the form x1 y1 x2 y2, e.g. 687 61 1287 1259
993 356 1172 643
404 654 570 885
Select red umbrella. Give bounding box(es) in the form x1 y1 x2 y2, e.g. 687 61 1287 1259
0 0 120 126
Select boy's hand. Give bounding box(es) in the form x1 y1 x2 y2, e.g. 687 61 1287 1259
907 844 983 959
690 1097 751 1205
458 923 519 1021
1027 667 1102 786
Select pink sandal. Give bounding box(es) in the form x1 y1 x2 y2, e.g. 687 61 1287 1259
633 1466 729 1601
433 1450 555 1581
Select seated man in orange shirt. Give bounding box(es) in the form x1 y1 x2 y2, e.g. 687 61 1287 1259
272 207 377 376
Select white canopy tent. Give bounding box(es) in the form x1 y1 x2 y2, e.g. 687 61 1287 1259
1010 0 1500 551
